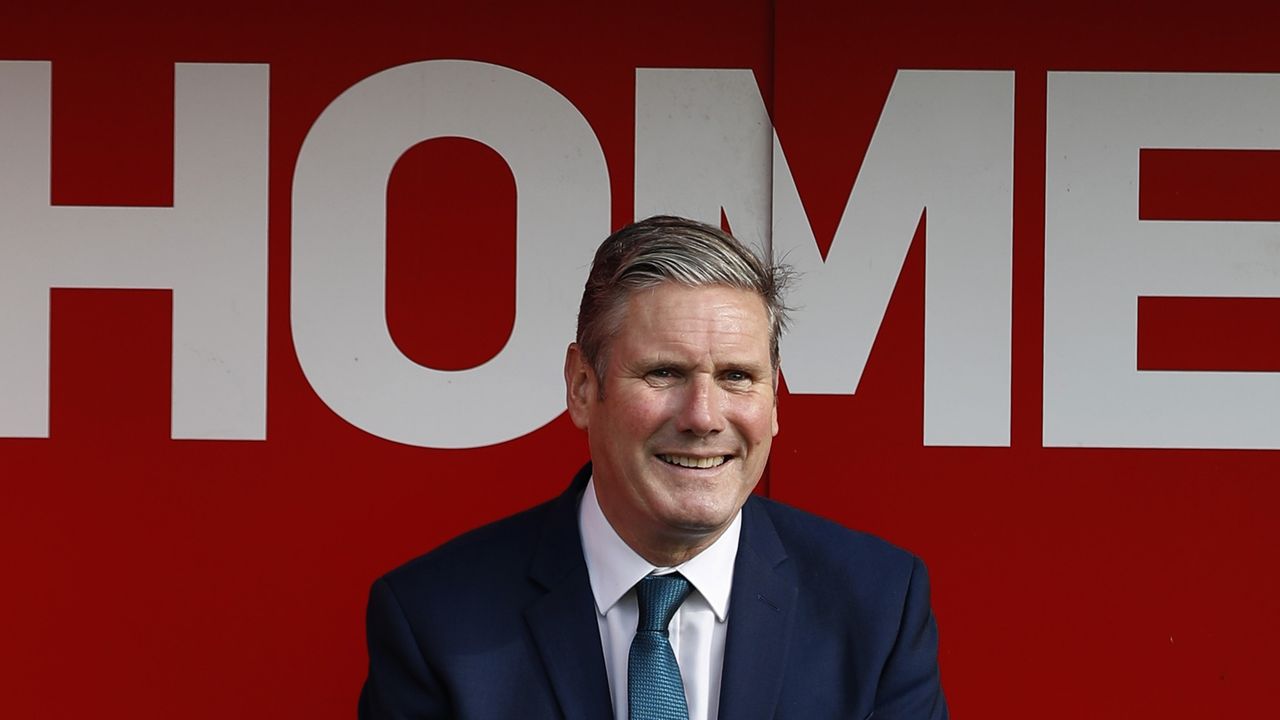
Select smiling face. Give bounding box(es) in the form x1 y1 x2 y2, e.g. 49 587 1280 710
565 283 779 565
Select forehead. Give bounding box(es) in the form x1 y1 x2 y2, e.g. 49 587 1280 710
612 284 771 361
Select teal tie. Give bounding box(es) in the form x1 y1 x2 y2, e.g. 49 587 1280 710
628 573 693 720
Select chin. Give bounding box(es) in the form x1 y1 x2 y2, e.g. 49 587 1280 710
656 497 739 535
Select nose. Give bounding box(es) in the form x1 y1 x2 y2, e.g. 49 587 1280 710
675 374 725 437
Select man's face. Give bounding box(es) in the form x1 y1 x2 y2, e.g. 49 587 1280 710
565 283 779 562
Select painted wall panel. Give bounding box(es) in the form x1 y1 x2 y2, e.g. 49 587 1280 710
1 1 1277 718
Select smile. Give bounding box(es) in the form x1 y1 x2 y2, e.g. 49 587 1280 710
657 454 729 469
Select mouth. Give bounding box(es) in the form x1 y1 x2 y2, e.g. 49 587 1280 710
656 453 731 469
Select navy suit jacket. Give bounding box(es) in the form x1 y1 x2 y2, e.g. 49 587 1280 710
359 465 947 719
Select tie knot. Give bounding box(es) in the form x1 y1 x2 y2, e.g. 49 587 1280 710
635 573 692 634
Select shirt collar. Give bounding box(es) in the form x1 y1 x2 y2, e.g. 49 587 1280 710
579 476 740 622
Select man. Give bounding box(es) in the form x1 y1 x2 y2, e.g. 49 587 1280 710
359 216 947 719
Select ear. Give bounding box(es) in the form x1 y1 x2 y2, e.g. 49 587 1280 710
564 343 597 430
771 367 780 437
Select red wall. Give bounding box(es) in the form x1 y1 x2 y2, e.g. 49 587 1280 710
2 2 1278 717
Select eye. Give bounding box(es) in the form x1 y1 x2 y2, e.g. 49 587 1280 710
722 369 752 384
645 367 680 384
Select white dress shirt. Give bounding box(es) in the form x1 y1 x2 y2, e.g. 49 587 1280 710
579 478 742 720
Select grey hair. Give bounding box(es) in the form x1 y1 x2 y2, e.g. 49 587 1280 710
575 215 793 385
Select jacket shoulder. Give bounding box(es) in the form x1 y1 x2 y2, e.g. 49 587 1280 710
746 497 947 718
378 495 558 608
749 496 923 604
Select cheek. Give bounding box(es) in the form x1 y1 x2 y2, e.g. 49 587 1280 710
736 397 779 444
608 393 672 447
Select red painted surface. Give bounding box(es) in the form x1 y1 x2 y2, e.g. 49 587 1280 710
1139 297 1280 372
2 2 1278 718
1141 149 1280 222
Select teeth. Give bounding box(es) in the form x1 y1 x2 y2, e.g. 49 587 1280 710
658 454 727 469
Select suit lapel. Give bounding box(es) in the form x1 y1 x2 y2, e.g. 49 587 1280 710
524 467 613 720
717 498 798 720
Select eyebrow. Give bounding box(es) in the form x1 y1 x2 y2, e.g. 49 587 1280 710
635 355 770 375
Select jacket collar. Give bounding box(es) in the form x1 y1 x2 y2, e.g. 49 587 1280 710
524 464 614 720
717 495 798 720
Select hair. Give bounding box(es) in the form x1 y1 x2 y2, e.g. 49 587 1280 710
575 215 793 385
